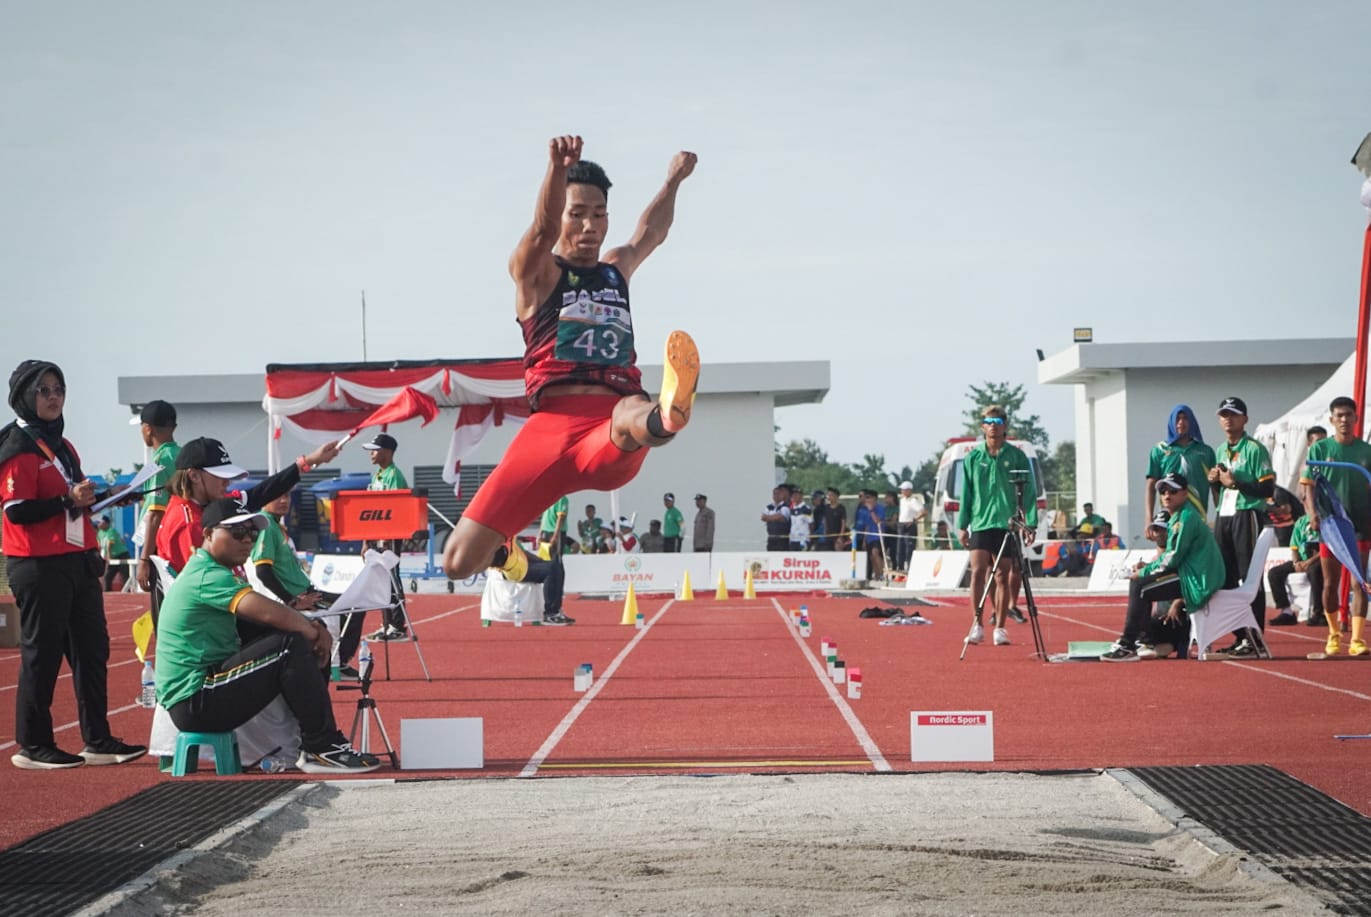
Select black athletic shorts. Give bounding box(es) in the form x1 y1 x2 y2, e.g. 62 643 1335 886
968 528 1011 555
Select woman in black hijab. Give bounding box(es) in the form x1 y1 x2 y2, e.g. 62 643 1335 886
0 360 146 769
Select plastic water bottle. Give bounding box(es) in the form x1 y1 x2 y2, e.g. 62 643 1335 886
514 605 524 628
260 757 290 773
138 660 156 708
358 639 373 676
799 617 812 638
635 611 645 630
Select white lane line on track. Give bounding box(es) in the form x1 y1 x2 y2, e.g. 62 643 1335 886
518 599 674 778
1219 661 1371 701
770 598 890 772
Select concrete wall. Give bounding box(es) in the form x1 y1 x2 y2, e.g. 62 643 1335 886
1074 363 1339 543
120 367 818 553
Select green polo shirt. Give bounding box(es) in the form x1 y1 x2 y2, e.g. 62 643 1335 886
97 527 129 559
662 504 684 538
541 496 569 534
369 463 408 491
1215 435 1275 514
250 514 312 597
955 441 1039 533
1141 501 1226 611
1146 438 1217 513
578 515 603 551
1289 514 1320 561
140 440 180 519
1302 436 1371 535
154 548 254 709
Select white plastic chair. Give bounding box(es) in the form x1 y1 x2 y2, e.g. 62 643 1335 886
1189 527 1277 660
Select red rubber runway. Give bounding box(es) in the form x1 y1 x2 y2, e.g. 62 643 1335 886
3 588 1370 851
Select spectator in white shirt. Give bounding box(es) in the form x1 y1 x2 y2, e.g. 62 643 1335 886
896 481 925 571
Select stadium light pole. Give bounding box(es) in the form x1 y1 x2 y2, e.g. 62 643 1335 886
1351 133 1371 438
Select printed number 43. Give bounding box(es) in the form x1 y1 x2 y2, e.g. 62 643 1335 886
573 328 620 360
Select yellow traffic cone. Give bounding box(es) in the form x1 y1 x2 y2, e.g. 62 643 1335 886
744 567 757 600
679 569 694 601
715 570 729 599
621 582 640 625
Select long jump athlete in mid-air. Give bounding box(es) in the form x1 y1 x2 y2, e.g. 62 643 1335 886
443 135 699 582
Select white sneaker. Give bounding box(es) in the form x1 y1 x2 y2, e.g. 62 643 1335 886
966 624 984 645
993 627 1010 646
1136 644 1158 659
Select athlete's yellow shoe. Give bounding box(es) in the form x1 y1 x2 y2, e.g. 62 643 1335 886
657 330 699 434
1350 639 1370 656
1325 633 1343 656
492 540 528 583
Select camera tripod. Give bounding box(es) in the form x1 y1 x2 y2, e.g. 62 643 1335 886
960 473 1048 661
336 659 398 768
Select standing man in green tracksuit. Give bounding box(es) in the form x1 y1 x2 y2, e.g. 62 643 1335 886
661 492 684 552
1207 396 1275 656
956 405 1038 649
134 399 180 622
1101 472 1227 660
360 433 410 642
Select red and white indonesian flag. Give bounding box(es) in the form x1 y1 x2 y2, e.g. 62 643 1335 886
349 387 439 437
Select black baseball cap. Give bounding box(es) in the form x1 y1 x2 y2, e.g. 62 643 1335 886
694 493 707 500
1148 509 1171 530
362 433 399 452
663 492 675 501
812 489 824 499
1156 472 1188 493
175 437 248 479
201 497 267 532
1217 396 1247 417
130 400 177 427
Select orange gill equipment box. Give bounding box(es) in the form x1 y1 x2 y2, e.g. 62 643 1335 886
330 490 429 541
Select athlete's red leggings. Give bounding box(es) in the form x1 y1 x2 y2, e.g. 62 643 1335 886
461 394 647 537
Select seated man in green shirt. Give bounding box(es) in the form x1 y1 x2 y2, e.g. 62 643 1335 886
155 498 380 773
1101 474 1226 661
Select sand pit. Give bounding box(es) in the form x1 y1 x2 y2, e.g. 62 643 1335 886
104 772 1323 915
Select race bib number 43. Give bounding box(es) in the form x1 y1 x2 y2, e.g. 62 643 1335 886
555 297 634 367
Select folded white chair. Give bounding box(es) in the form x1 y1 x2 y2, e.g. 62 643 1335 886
1189 527 1277 660
481 569 545 623
308 550 432 681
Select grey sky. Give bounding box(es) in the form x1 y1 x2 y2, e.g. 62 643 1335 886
4 1 1369 479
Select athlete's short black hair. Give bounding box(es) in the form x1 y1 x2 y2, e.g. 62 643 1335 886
567 160 612 199
1330 396 1358 414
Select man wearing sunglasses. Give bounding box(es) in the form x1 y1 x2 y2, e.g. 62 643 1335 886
957 405 1038 648
155 498 381 773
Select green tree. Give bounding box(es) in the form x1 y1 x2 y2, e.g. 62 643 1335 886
962 381 1050 449
777 438 828 469
1040 440 1076 496
910 452 940 493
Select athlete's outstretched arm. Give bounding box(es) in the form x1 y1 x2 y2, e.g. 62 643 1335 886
510 135 581 317
605 151 697 281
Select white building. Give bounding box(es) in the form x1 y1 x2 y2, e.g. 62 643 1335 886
119 360 828 553
1038 337 1349 544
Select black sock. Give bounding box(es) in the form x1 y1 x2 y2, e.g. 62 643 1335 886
646 405 673 440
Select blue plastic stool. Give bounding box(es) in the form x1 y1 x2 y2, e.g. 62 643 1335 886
171 731 242 776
